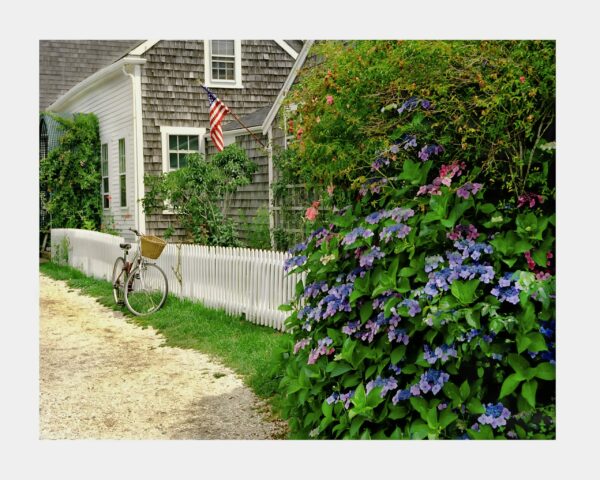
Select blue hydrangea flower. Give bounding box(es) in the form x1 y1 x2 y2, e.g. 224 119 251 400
346 267 367 283
307 337 334 364
418 369 450 395
388 207 415 222
388 363 402 375
491 273 522 304
424 344 457 364
380 223 411 243
288 242 307 254
388 327 409 344
371 157 390 171
366 376 398 397
397 98 420 115
392 388 412 404
365 210 388 224
341 227 374 246
478 403 511 429
303 281 328 299
283 255 307 272
359 246 385 268
425 255 445 273
418 144 444 162
342 320 360 336
400 298 421 317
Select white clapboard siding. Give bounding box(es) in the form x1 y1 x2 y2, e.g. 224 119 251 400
51 229 302 331
53 73 136 234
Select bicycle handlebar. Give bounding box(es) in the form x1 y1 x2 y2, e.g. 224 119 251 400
129 228 141 236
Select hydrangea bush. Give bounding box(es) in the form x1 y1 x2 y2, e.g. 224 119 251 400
277 103 555 439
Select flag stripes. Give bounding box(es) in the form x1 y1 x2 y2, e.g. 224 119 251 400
203 85 230 152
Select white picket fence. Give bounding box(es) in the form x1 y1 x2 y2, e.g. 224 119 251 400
50 228 303 331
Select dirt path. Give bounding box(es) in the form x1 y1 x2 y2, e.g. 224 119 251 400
39 274 287 439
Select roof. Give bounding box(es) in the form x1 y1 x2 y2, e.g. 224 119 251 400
39 40 142 110
223 105 271 132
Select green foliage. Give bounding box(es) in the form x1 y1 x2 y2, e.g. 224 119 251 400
277 90 555 439
244 207 272 250
281 40 555 204
142 145 256 245
52 236 70 265
39 113 102 229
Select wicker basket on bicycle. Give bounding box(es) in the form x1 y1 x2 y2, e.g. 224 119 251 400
140 235 167 259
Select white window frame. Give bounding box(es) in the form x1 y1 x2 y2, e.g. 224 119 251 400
160 126 206 174
101 143 110 209
159 126 207 214
118 138 127 208
204 40 243 89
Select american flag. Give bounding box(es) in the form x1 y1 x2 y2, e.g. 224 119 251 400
203 85 230 152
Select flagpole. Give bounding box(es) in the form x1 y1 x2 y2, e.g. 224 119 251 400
200 84 268 150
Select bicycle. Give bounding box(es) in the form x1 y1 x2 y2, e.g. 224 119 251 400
112 228 169 316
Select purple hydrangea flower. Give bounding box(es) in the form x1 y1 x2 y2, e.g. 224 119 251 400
410 384 422 396
437 403 448 411
392 388 412 404
283 255 307 272
365 210 388 224
293 337 311 354
388 327 409 344
341 227 374 246
456 182 483 200
359 246 385 268
478 403 511 429
342 320 361 336
425 255 445 273
424 344 457 364
366 376 398 397
371 157 390 171
389 363 402 375
346 267 367 283
491 273 522 304
326 392 339 404
389 144 400 154
421 100 432 110
380 223 411 243
400 298 421 317
397 98 420 115
327 390 354 409
418 369 450 395
289 242 307 254
317 283 354 319
307 337 334 365
303 281 329 299
388 207 415 222
418 144 444 162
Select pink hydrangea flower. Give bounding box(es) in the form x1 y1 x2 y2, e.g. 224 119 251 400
326 95 334 105
519 76 526 83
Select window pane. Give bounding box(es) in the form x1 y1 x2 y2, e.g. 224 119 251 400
120 175 127 207
170 153 178 169
104 195 110 209
103 178 109 192
178 135 188 150
189 135 199 151
179 154 188 168
212 40 234 56
169 135 177 150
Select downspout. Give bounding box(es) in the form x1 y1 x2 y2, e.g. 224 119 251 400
267 126 275 249
123 64 146 234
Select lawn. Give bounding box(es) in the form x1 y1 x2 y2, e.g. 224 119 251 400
39 262 291 400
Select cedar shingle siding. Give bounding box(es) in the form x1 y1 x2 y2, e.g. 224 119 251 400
39 40 141 110
140 40 297 241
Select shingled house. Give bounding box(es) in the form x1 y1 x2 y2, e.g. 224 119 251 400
40 40 312 242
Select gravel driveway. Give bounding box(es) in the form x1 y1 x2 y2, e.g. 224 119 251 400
39 273 287 439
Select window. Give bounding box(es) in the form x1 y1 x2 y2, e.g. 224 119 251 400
118 138 127 207
160 126 206 174
40 119 48 160
168 134 199 170
101 143 109 209
204 40 242 89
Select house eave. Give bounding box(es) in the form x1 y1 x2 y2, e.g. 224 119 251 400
47 56 147 112
261 40 314 135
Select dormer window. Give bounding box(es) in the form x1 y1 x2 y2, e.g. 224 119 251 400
204 40 243 89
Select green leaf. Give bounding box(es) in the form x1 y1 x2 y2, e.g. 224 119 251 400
388 406 408 420
459 380 471 401
534 362 555 380
465 309 480 329
390 345 406 364
508 354 531 376
468 424 494 440
351 383 367 409
442 382 461 407
439 409 459 429
521 380 538 408
467 398 485 414
322 399 333 418
399 267 416 277
479 203 496 214
450 279 480 305
328 361 354 377
526 332 548 352
410 420 430 440
426 406 438 429
500 373 523 398
410 397 429 416
516 333 532 354
360 302 373 323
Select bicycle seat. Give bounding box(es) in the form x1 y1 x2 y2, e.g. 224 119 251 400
120 243 132 250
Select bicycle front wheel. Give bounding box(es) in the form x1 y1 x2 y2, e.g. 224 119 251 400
124 263 168 316
112 257 126 305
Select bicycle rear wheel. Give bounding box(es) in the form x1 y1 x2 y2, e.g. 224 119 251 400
112 257 126 305
124 263 168 316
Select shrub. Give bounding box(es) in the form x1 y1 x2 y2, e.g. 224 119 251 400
142 145 256 245
280 40 555 204
39 113 102 230
277 102 555 439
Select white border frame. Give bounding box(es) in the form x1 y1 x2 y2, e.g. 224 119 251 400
203 40 243 89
